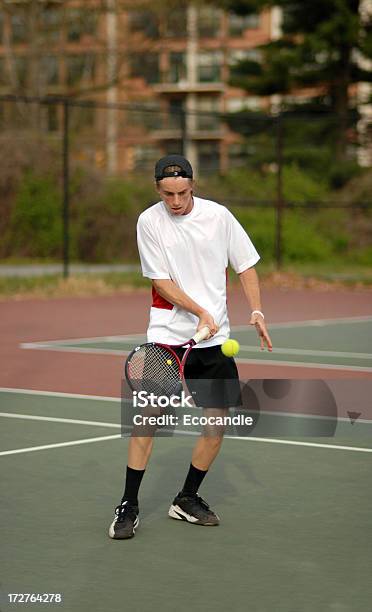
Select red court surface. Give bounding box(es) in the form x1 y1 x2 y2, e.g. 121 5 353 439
1 285 371 398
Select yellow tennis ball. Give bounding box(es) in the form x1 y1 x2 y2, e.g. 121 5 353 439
221 339 240 357
166 359 173 365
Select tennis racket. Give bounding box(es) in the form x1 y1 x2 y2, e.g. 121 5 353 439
125 326 211 398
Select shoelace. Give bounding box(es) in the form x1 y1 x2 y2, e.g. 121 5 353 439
195 495 210 511
184 494 210 512
115 502 137 523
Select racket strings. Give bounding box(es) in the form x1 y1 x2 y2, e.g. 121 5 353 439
127 344 181 396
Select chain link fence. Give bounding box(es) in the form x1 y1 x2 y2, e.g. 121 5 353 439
1 94 371 275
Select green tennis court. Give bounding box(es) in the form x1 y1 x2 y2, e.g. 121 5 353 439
1 389 372 612
20 316 372 372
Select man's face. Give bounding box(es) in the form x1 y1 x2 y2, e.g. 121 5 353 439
156 177 194 216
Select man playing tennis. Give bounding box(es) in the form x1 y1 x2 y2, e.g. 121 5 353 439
109 154 272 539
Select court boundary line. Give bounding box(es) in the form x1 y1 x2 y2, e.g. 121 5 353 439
17 343 372 372
1 387 372 425
20 342 372 360
238 345 372 359
233 315 372 330
18 314 372 372
0 433 121 457
1 391 372 455
18 315 372 350
0 411 121 428
1 407 371 427
1 421 371 455
0 386 119 401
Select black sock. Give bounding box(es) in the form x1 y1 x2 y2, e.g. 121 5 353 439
181 463 207 496
121 466 145 506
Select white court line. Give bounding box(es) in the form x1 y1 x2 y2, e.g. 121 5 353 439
19 315 372 352
236 358 372 372
20 342 372 360
0 387 120 402
0 434 121 456
18 344 372 371
232 315 372 330
226 436 372 453
238 345 372 359
1 407 371 427
0 411 120 428
2 428 370 456
23 333 145 346
20 343 130 356
0 392 371 455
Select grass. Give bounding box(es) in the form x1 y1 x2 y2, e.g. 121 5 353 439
0 272 150 299
0 263 371 300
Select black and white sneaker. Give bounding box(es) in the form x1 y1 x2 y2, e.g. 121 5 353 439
168 492 220 526
108 501 139 539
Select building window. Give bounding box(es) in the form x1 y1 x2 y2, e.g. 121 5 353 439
195 97 221 131
128 10 159 39
197 142 220 172
165 98 184 130
11 13 28 44
127 101 162 131
40 6 61 42
46 104 59 132
15 56 28 88
67 8 97 42
40 55 59 86
133 145 162 170
165 9 187 38
130 53 160 84
66 55 95 87
168 52 186 83
197 7 221 38
229 12 260 36
197 51 222 83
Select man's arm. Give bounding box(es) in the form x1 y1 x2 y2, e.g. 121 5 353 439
238 267 272 351
152 279 219 338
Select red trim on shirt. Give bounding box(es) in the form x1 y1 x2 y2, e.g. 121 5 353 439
152 286 174 310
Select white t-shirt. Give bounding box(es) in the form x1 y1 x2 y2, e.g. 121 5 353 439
137 196 260 347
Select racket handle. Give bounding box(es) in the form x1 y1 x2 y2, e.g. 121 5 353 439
192 326 210 344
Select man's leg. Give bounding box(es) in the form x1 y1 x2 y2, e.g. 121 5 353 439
109 427 155 540
168 409 227 526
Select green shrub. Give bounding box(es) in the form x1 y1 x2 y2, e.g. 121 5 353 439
7 173 62 258
282 211 333 262
72 176 155 262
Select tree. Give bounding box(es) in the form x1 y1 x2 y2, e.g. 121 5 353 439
210 0 372 162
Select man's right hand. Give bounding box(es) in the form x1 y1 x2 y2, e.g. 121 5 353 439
197 311 219 339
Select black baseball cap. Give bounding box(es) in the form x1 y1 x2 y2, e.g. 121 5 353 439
155 154 193 180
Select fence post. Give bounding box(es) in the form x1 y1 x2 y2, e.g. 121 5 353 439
62 99 70 279
275 114 284 268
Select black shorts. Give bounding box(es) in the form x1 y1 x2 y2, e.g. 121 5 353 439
173 345 242 409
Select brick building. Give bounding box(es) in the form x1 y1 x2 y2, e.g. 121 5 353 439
0 2 370 173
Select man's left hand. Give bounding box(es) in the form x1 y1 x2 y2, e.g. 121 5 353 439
250 312 273 351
